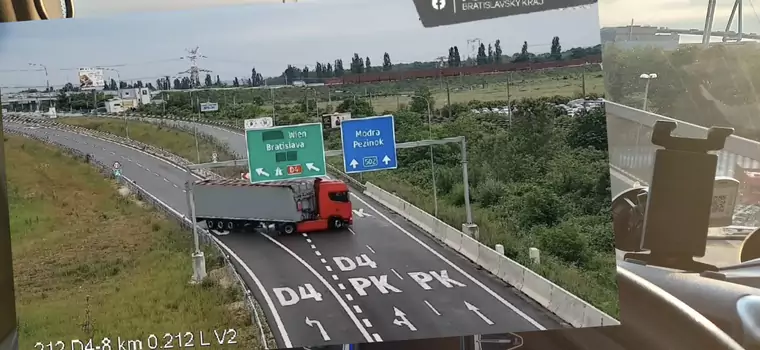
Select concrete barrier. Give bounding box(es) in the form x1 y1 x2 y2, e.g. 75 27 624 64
363 181 620 328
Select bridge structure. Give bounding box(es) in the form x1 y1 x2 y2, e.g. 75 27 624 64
1 92 58 112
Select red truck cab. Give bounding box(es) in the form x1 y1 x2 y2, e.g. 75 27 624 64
297 178 353 233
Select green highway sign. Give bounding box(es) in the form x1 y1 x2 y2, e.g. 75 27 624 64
245 122 326 183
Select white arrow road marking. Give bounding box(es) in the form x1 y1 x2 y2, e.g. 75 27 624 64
306 163 321 171
305 317 331 341
392 307 417 331
465 301 494 325
353 209 365 218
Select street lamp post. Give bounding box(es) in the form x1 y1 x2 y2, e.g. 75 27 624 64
639 73 658 111
269 87 276 124
102 67 129 139
28 63 50 111
635 73 658 157
415 95 439 217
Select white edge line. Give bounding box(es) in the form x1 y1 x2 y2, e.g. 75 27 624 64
29 126 296 347
349 193 548 330
208 234 293 348
259 232 375 343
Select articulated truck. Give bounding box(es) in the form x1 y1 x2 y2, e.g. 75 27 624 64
192 178 353 234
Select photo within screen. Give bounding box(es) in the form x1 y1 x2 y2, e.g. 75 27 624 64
0 0 617 348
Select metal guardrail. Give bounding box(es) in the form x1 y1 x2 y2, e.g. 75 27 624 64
606 101 760 234
3 118 276 349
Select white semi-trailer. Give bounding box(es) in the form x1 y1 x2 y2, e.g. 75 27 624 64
192 178 353 234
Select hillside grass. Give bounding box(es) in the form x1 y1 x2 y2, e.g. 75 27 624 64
58 118 238 164
315 73 605 112
7 135 258 348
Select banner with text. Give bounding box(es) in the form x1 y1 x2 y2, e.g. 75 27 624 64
200 102 219 112
78 68 105 90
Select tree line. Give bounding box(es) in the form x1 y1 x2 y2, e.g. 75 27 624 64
37 36 597 93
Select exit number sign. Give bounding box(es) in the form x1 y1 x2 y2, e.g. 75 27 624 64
287 165 303 175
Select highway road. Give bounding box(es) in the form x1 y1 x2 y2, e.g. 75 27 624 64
4 120 564 349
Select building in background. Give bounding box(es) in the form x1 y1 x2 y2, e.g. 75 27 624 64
119 87 152 105
601 25 680 51
104 99 124 114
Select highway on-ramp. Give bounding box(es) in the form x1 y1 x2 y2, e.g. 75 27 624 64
4 120 563 348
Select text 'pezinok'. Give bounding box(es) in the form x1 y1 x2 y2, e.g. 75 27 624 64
353 129 384 148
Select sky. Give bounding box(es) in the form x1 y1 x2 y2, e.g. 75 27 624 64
3 0 758 90
0 0 602 89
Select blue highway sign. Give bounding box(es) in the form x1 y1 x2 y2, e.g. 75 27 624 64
340 115 398 174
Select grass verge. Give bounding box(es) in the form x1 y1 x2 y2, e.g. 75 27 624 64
59 118 237 164
7 135 259 348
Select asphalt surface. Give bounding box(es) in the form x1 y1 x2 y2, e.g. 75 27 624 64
5 121 564 349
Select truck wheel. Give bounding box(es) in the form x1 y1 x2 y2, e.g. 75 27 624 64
330 217 344 230
282 223 296 235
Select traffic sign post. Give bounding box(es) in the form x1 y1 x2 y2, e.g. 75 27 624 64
340 115 398 174
245 117 273 130
211 152 218 163
112 161 121 177
244 123 326 183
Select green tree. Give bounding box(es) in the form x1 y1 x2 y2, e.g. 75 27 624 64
204 74 213 87
410 86 434 114
453 46 461 66
476 43 488 65
567 107 607 151
494 40 503 63
487 43 494 63
336 98 374 116
550 36 562 60
365 57 372 72
383 52 392 71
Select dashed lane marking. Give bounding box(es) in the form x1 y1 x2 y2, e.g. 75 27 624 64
260 232 375 342
301 232 383 342
424 300 442 316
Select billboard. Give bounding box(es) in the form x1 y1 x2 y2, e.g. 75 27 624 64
78 68 105 90
321 112 352 129
413 0 598 28
200 102 219 112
